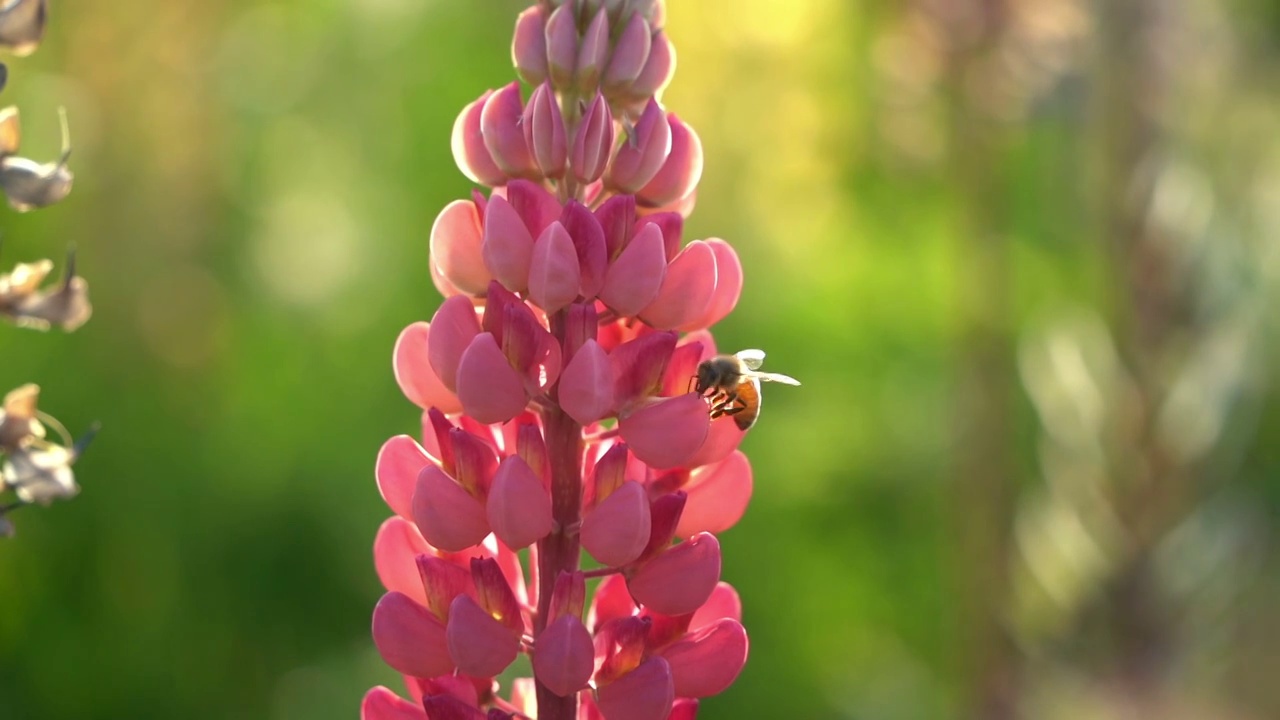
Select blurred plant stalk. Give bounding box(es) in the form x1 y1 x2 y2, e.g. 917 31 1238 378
0 0 95 537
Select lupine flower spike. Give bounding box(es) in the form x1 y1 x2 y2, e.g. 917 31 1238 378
366 2 797 718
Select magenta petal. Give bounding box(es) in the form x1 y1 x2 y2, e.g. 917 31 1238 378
560 340 615 426
599 222 666 318
451 91 506 187
482 195 536 293
638 240 716 332
658 619 748 698
373 517 432 604
372 592 454 679
532 614 595 697
413 465 491 553
691 582 742 629
446 594 520 678
581 480 651 567
455 333 529 425
394 322 462 414
486 456 553 549
676 451 752 538
361 686 427 720
481 82 537 178
627 533 721 616
430 200 491 297
528 221 581 314
637 114 702 209
512 7 549 86
596 657 674 720
618 395 709 470
428 295 482 392
377 435 433 519
693 238 741 329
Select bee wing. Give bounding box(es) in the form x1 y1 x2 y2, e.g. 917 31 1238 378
753 371 801 386
735 349 766 370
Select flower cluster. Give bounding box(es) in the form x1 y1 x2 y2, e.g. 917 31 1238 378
364 2 761 718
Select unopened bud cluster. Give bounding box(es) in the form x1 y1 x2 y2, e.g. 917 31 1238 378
0 0 95 538
365 3 758 719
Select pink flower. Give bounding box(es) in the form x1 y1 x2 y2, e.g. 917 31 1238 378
368 2 792 718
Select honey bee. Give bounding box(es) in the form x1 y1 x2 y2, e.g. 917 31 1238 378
693 349 800 430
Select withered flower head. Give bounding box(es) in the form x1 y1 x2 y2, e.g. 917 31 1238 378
0 248 92 330
0 105 73 211
0 383 85 507
0 0 46 57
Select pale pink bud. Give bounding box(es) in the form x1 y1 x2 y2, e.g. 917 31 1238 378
376 435 432 520
657 619 748 697
373 517 432 605
528 221 581 314
505 179 562 238
635 211 681 262
596 657 674 720
427 296 481 393
691 582 742 628
455 333 529 424
676 450 751 538
637 114 702 208
394 322 462 414
361 686 426 720
608 99 672 193
446 594 520 678
692 238 742 329
512 7 549 86
581 479 651 566
596 193 635 259
602 12 652 94
522 83 568 179
452 91 506 187
599 221 666 317
481 82 537 178
618 394 709 469
575 9 610 92
571 93 615 185
532 614 595 697
628 532 721 615
629 30 675 100
413 464 490 552
372 591 455 679
544 3 578 90
638 240 717 331
486 456 553 549
482 195 535 293
610 331 676 409
560 201 608 298
560 339 614 425
430 200 491 297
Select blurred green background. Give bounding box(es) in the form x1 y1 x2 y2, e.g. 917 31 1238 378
4 1 1280 718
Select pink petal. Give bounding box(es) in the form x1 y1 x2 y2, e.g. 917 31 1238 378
599 223 666 318
532 614 595 697
482 195 536 293
571 93 615 185
505 179 562 239
602 12 652 92
361 686 427 720
667 699 699 720
528 221 582 315
486 456 553 549
422 695 487 720
427 297 482 394
659 340 704 398
630 30 675 99
608 99 672 194
413 465 491 553
523 82 568 179
588 442 629 507
418 554 476 621
451 91 505 187
561 201 608 299
692 238 741 329
372 592 454 679
373 517 432 604
430 255 464 299
394 323 462 413
596 193 636 260
480 82 536 178
560 340 615 426
618 395 709 470
627 533 721 616
377 435 433 519
675 451 752 538
596 657 674 720
430 200 491 297
658 619 748 698
638 241 716 332
683 414 744 469
637 114 702 209
588 574 637 631
544 3 577 88
471 556 526 635
575 8 609 91
610 331 677 410
455 333 529 425
446 594 520 678
635 212 682 263
581 480 651 567
509 677 537 718
548 570 587 621
511 7 548 86
690 582 742 629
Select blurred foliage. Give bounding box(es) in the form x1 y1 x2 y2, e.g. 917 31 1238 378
3 1 1280 719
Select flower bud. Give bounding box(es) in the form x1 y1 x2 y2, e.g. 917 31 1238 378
373 517 432 604
570 93 615 185
512 6 549 86
533 615 595 697
528 221 581 314
447 594 520 678
595 193 635 259
629 30 675 100
560 339 614 426
482 195 536 293
455 333 529 424
487 456 553 549
372 592 454 679
544 3 578 90
575 9 610 93
480 82 537 178
607 99 672 194
560 200 607 298
429 199 490 297
599 221 665 317
581 479 650 566
692 238 742 329
627 532 721 615
603 12 651 95
375 435 432 520
393 322 461 414
413 464 490 552
638 240 716 332
522 82 567 179
428 295 482 392
637 114 702 208
451 91 506 187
